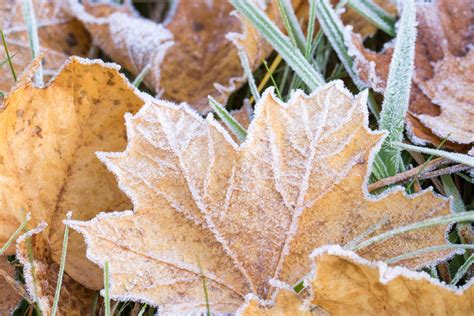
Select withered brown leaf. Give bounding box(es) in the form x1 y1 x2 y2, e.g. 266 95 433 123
0 0 90 95
0 56 144 299
70 81 451 313
16 223 96 315
348 0 473 150
0 256 22 314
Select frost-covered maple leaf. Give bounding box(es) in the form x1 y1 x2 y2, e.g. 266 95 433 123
69 81 452 314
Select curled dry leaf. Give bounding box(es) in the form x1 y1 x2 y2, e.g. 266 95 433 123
0 56 145 297
0 0 90 95
348 0 473 150
16 223 95 315
0 256 21 314
70 81 451 314
237 246 474 315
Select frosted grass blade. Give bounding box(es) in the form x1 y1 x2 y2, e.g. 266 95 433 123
208 97 247 142
348 0 396 36
21 0 43 86
375 0 417 178
394 142 474 168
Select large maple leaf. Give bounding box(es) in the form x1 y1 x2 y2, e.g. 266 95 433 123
69 81 451 314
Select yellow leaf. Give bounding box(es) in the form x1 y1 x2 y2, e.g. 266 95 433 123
0 0 90 94
0 56 144 301
347 0 473 151
70 80 452 313
309 246 474 315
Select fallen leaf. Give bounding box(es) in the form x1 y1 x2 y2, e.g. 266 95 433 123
0 256 21 314
309 245 474 315
237 245 474 315
70 0 391 113
69 80 451 313
0 56 145 296
348 0 473 150
0 0 90 95
69 0 280 112
16 222 96 315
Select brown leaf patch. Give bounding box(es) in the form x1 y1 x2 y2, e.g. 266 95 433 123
348 0 473 150
0 0 90 96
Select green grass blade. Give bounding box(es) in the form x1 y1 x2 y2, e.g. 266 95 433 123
197 261 211 316
276 0 306 52
138 304 147 316
104 261 111 316
0 213 30 255
315 0 365 88
305 0 317 59
230 0 325 90
375 0 417 178
351 212 474 251
1 30 17 81
237 48 260 102
386 244 474 264
21 0 43 86
132 64 151 88
262 59 283 99
442 175 473 246
450 254 474 285
51 213 71 316
208 96 247 142
348 0 396 36
314 0 381 120
0 52 17 67
393 142 474 168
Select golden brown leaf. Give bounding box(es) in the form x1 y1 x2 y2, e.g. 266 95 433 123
0 256 21 314
348 0 473 150
0 0 90 95
16 223 96 315
0 56 145 296
309 246 474 315
70 80 451 313
238 246 474 315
